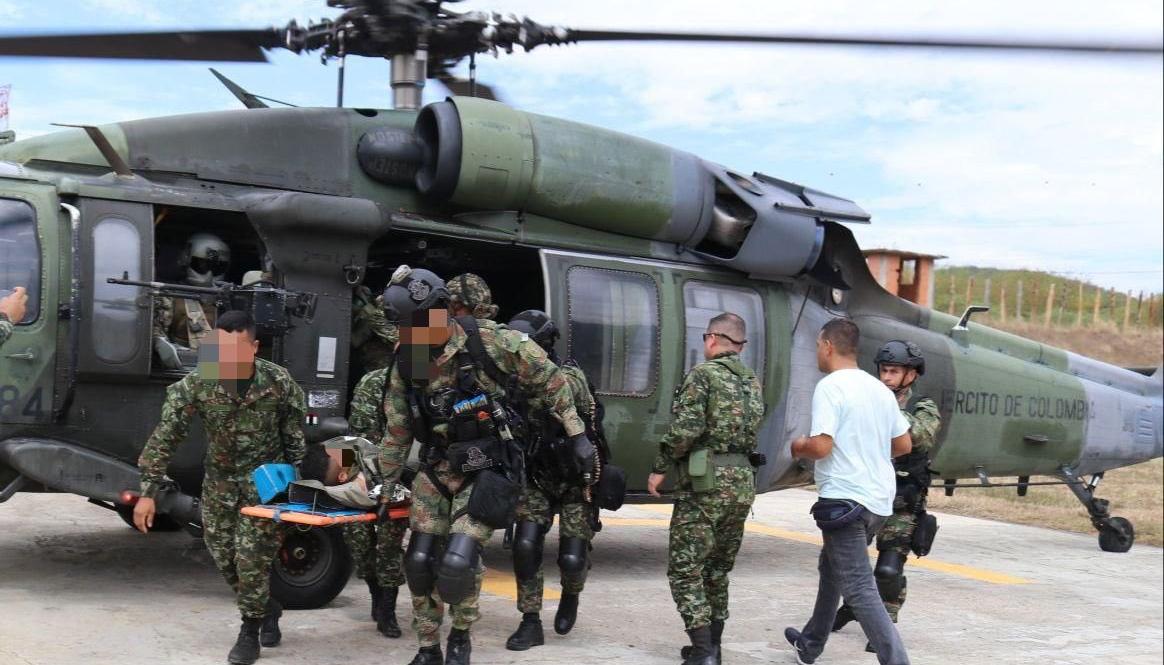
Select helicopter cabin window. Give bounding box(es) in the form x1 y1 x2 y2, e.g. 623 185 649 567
682 281 765 374
0 197 40 324
566 266 658 396
91 217 143 363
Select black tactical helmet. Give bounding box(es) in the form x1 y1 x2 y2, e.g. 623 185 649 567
508 309 559 352
875 339 925 376
381 266 450 324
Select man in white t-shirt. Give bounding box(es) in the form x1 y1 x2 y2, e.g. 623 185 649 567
784 318 913 665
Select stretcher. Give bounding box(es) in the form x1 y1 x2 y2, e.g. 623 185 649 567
241 502 409 526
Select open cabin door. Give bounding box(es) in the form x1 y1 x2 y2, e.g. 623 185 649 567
0 182 60 424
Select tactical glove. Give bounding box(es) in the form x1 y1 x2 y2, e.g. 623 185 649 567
568 433 598 484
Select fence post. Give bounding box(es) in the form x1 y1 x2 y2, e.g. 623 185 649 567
948 276 957 315
1044 283 1056 328
1075 282 1084 327
1016 280 1024 321
999 286 1007 323
1092 286 1102 325
1137 291 1145 327
965 277 974 313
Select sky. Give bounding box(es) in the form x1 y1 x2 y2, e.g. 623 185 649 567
1 0 1161 294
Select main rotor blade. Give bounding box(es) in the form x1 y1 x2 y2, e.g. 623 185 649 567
567 29 1164 55
0 30 285 61
437 76 500 102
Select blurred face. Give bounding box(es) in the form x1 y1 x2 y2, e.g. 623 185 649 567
198 329 259 385
879 364 918 392
399 308 452 347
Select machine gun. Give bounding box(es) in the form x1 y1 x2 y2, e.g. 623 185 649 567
107 272 317 336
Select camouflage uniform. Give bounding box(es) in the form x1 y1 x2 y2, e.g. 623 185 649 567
378 318 586 647
0 317 12 348
153 294 217 350
352 286 399 372
138 358 307 619
344 366 407 590
652 351 764 631
876 387 941 621
515 362 598 613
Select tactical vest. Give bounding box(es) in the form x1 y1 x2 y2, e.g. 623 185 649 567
893 394 933 495
392 316 519 473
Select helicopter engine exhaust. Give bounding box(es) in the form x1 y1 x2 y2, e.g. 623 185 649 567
408 97 871 282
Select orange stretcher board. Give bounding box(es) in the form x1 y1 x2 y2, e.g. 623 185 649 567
241 504 409 526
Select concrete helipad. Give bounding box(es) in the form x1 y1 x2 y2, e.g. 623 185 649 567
0 489 1160 664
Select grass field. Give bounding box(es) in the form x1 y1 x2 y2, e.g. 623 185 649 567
928 458 1163 547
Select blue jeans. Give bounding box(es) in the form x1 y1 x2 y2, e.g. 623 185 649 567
801 507 911 665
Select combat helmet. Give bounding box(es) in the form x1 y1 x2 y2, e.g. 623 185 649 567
508 309 559 353
875 339 925 376
381 266 450 323
180 232 231 286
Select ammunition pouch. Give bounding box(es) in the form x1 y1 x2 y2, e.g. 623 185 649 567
465 439 524 529
687 449 715 493
447 437 505 476
593 463 627 511
910 511 939 557
810 498 865 532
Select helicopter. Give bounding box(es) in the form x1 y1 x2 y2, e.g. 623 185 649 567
0 0 1161 610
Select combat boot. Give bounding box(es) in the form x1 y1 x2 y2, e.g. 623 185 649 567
259 598 282 648
681 619 724 660
831 604 854 632
445 627 472 665
226 617 262 665
553 592 579 635
506 612 545 651
376 586 402 638
682 626 719 665
407 645 443 665
366 578 382 621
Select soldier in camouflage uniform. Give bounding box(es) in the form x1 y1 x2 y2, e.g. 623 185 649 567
833 340 941 651
0 286 28 349
375 267 593 665
647 312 765 665
347 356 409 639
133 310 306 665
345 281 403 634
503 309 600 651
152 233 231 370
352 284 400 373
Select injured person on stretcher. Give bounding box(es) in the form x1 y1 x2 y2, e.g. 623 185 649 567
242 436 410 526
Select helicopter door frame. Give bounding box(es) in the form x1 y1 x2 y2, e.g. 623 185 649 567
0 180 59 425
76 199 154 380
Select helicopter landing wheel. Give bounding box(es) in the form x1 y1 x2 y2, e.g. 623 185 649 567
1098 516 1135 553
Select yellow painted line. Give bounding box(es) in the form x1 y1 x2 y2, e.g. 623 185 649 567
619 504 1030 585
481 565 562 602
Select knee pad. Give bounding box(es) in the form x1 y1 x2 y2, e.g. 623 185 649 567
513 521 545 582
436 533 481 605
874 550 906 601
404 532 439 596
557 536 589 587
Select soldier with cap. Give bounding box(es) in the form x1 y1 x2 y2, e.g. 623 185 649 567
832 339 941 652
133 310 306 665
647 312 765 665
153 232 232 369
446 272 499 322
0 286 28 349
375 266 594 665
504 309 601 651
